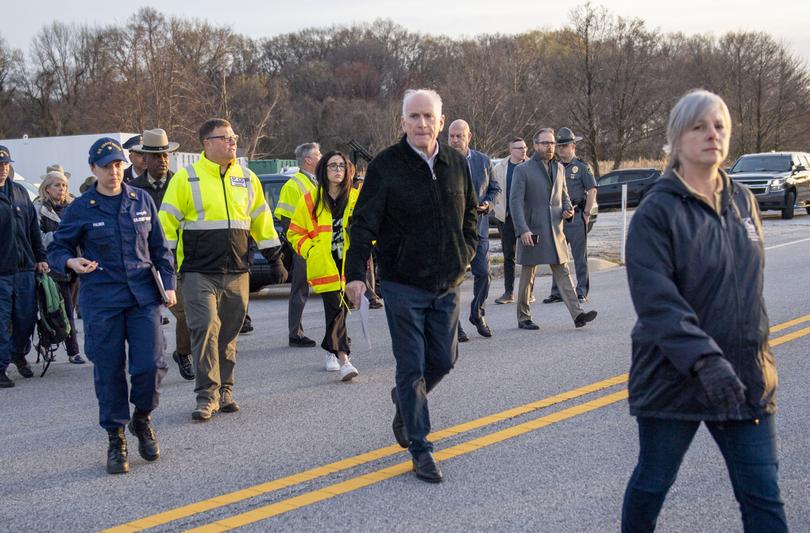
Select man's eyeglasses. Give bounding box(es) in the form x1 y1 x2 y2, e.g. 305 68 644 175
535 141 555 147
511 146 527 151
326 163 347 171
206 135 239 144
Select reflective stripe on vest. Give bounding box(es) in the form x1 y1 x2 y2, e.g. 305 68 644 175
185 164 205 223
240 164 254 211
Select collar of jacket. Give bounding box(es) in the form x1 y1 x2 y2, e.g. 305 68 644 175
397 134 451 172
84 182 139 212
653 168 735 214
198 151 237 177
0 167 16 196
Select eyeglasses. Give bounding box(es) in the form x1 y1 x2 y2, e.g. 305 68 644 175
511 146 527 151
535 141 555 147
326 163 347 171
206 135 239 144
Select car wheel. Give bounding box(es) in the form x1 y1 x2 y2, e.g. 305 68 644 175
781 190 796 220
805 206 810 215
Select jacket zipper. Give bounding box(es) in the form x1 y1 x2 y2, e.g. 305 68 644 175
220 173 232 271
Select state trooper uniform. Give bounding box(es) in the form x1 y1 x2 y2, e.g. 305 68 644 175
549 128 596 301
49 138 175 475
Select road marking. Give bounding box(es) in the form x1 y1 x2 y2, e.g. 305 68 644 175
104 314 809 532
765 237 810 250
184 390 630 532
102 374 628 532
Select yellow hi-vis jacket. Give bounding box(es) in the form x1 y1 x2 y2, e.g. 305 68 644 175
158 153 280 273
287 188 358 293
274 171 317 220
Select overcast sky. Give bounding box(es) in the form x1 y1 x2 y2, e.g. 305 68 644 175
3 1 810 65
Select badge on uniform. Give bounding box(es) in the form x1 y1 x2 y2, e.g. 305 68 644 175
230 177 247 188
743 217 760 242
572 166 579 174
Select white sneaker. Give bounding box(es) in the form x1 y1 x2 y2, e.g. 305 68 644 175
339 362 358 382
325 354 340 372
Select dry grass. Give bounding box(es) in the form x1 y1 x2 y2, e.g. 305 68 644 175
596 158 667 173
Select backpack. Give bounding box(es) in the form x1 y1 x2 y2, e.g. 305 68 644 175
34 272 71 376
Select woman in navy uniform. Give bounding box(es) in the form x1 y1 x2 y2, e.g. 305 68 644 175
48 138 177 475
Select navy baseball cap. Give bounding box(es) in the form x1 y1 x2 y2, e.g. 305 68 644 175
88 138 129 167
0 145 13 163
122 134 143 151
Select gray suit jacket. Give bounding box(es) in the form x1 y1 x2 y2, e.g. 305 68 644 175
509 154 572 265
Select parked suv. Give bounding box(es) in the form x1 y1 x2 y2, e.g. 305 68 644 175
728 152 810 219
249 173 295 292
596 168 661 208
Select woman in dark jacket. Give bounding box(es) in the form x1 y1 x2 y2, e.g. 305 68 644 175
37 171 84 364
621 90 787 532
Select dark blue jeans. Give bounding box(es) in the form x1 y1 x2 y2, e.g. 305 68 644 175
622 415 787 533
0 272 37 372
380 281 459 454
469 215 491 322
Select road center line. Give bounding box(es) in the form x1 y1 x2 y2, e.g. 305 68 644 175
764 237 810 250
185 390 631 533
103 314 807 532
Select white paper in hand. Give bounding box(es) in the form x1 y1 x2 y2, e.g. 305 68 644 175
359 294 372 351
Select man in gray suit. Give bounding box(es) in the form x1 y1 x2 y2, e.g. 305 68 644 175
509 128 597 330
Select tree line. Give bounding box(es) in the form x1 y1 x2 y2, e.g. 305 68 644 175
1 4 809 176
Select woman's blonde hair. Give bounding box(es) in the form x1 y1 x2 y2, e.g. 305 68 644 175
39 171 70 202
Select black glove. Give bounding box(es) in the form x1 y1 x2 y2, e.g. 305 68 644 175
261 246 289 284
693 355 746 410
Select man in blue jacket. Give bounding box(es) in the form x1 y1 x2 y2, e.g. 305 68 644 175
448 119 500 340
0 146 49 387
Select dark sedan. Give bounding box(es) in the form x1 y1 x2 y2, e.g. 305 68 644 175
596 168 661 208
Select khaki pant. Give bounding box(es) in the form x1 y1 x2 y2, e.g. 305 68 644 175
517 264 583 323
182 272 249 405
167 275 191 355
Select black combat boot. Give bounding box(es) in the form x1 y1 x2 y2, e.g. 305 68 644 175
128 410 160 461
106 428 130 474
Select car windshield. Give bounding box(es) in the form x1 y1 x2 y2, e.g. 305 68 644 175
730 155 791 173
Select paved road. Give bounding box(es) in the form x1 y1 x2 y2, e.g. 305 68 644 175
2 215 809 532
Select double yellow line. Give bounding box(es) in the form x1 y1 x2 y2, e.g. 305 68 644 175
105 313 810 533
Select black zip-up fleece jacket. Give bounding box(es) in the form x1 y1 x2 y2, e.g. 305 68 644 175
626 170 776 421
0 171 46 275
346 136 479 292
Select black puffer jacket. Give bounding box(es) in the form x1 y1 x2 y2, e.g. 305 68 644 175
346 136 479 292
626 170 776 421
0 172 46 275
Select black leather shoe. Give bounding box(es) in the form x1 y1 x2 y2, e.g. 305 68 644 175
518 320 540 330
13 358 33 378
128 411 160 461
0 371 14 388
542 295 563 304
470 317 493 338
161 315 170 325
173 351 195 381
391 387 409 448
239 322 254 335
289 336 317 348
412 451 443 483
574 310 598 328
457 326 469 343
106 428 130 474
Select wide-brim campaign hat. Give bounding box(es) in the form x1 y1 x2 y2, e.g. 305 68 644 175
43 163 71 179
556 127 583 145
132 128 180 154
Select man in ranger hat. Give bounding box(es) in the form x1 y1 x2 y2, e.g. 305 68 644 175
129 129 194 382
543 127 597 304
122 134 146 183
0 145 49 387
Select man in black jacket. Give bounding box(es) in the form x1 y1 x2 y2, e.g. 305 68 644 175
345 89 479 483
0 146 49 387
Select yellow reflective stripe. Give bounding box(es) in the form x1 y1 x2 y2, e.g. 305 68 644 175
184 220 251 231
160 203 184 222
251 202 271 218
276 202 295 215
240 165 254 209
293 174 313 193
186 164 205 222
257 238 281 249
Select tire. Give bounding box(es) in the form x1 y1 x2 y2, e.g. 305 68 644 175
805 206 810 215
781 190 796 220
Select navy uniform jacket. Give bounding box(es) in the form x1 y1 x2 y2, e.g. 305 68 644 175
48 183 176 310
561 157 596 206
0 171 46 275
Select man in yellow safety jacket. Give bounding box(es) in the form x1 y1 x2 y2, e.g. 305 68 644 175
159 118 286 421
275 142 322 348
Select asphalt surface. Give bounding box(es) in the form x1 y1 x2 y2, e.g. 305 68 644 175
2 211 809 532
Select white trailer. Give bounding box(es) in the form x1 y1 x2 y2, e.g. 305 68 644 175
0 133 202 197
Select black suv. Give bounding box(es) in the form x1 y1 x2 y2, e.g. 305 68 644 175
249 173 295 292
596 168 661 208
728 152 810 219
